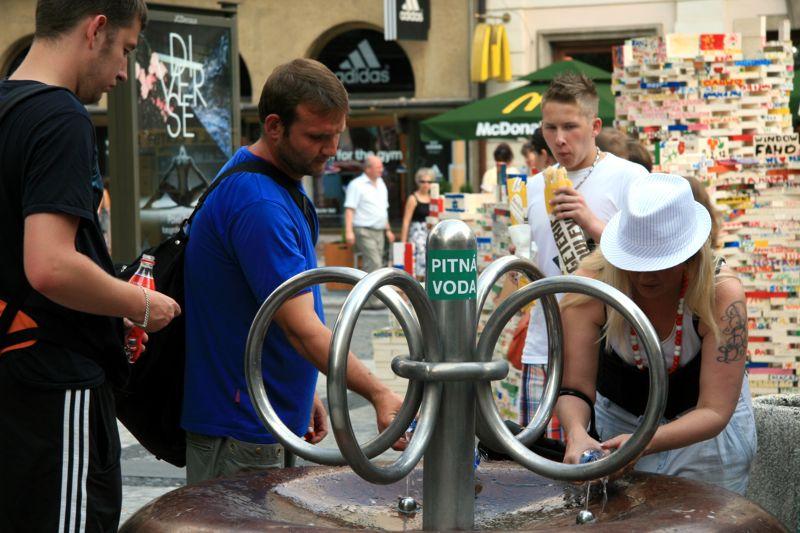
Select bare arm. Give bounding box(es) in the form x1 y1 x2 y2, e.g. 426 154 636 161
628 278 748 455
274 292 403 440
24 213 180 332
400 194 417 243
344 208 355 246
555 282 606 463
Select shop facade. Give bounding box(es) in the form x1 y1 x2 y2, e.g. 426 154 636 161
1 0 473 260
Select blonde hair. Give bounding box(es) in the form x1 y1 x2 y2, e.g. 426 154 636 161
562 243 721 349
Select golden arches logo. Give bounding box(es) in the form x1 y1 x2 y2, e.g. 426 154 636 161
501 92 542 115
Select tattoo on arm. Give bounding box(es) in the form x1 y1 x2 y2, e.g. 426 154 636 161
717 301 747 364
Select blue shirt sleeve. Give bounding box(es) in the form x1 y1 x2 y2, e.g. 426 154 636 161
226 198 309 302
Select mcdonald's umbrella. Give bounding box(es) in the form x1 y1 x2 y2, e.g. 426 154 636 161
517 59 613 83
420 81 615 141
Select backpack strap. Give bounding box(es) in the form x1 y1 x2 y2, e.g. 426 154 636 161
0 83 69 344
184 158 315 236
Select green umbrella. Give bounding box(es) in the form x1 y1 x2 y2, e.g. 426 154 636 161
420 80 615 141
518 59 613 83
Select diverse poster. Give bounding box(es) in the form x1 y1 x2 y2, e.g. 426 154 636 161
134 14 236 249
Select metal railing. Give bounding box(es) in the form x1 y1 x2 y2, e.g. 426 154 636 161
245 219 667 531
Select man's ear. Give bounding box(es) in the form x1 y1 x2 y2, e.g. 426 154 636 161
85 15 109 50
263 114 284 140
591 117 602 137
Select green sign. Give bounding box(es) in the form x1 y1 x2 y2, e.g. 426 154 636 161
426 249 477 300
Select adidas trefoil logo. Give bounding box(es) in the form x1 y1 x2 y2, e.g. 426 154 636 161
399 0 424 22
336 40 390 85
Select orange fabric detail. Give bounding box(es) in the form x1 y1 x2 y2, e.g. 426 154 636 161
506 311 529 371
0 299 38 354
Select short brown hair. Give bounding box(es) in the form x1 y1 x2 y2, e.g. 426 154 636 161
542 72 599 118
596 127 629 159
258 58 349 131
626 139 653 172
35 0 147 40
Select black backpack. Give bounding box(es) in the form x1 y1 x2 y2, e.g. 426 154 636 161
115 157 314 467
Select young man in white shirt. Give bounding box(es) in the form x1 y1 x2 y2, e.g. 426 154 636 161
344 154 395 274
521 73 649 437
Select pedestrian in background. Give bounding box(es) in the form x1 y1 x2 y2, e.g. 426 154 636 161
481 142 519 193
526 127 556 174
182 59 405 484
0 1 181 530
400 167 434 279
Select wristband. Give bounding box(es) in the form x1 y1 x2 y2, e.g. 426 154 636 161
133 286 150 329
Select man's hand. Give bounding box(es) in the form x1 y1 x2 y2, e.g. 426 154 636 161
550 186 604 241
305 394 329 444
345 229 356 246
385 229 395 244
372 389 407 450
142 289 181 333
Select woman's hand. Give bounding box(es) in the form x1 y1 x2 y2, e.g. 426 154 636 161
563 428 603 465
601 433 645 479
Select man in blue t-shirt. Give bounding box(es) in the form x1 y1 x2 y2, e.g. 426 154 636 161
182 58 405 484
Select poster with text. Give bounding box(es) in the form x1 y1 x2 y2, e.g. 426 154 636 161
135 16 235 249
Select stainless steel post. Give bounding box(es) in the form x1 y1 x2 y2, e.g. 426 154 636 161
423 220 477 530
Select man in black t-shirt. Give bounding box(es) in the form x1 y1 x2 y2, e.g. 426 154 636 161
0 2 181 530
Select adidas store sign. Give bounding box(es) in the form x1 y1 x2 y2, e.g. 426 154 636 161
399 0 424 22
335 39 391 85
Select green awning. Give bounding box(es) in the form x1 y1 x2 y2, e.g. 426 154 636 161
518 59 613 83
420 81 615 141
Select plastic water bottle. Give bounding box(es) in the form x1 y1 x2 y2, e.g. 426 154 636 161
125 254 155 363
579 449 606 464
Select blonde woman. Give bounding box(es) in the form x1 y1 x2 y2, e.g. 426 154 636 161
556 174 755 495
400 168 434 278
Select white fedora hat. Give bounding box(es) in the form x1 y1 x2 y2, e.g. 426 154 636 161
600 173 711 272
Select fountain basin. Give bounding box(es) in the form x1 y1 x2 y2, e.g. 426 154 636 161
121 462 786 531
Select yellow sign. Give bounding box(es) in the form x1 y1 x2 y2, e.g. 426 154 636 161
501 91 542 115
471 23 491 82
472 23 511 83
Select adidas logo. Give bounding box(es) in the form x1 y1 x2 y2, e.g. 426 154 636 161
336 40 390 85
399 0 424 23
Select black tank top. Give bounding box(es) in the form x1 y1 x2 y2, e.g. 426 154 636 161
411 194 429 222
596 316 702 420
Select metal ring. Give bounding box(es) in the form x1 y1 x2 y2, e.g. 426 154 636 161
391 357 509 382
476 276 666 482
244 267 426 466
475 255 562 447
328 268 442 484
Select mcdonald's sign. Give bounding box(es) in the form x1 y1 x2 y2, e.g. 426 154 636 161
471 23 511 83
501 92 542 114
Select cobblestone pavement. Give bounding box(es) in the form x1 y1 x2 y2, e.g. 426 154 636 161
119 288 401 524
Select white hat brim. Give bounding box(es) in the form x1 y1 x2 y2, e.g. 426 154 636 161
600 203 712 272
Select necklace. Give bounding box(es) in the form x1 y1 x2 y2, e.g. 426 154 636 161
629 272 688 374
570 148 602 190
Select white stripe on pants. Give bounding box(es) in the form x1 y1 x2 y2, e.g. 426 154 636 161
58 389 90 533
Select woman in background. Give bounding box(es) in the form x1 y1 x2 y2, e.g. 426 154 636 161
400 167 434 278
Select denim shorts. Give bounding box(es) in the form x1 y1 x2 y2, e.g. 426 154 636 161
595 380 757 495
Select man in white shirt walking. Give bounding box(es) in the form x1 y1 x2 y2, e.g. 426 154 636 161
344 155 395 279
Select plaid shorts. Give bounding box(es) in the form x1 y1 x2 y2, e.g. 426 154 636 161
520 363 562 440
